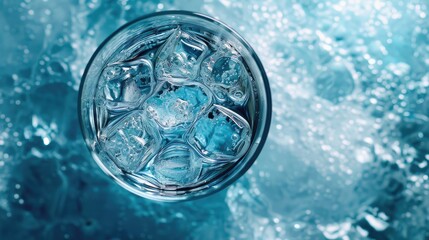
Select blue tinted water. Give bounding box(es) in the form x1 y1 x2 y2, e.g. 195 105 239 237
1 0 429 239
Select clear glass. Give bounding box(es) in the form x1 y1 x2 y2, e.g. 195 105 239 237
78 11 271 202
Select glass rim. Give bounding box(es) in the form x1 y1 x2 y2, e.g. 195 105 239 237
78 10 272 202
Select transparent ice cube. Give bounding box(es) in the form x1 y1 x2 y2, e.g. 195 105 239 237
151 141 202 185
155 28 209 82
212 56 242 87
100 111 161 172
200 45 250 106
100 58 155 112
95 99 109 134
143 81 212 133
187 105 251 162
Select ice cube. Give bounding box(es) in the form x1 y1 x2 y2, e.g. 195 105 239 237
200 46 250 106
187 105 251 162
154 28 209 82
99 58 155 112
94 98 108 134
212 57 242 87
151 141 202 185
143 81 212 133
100 111 161 172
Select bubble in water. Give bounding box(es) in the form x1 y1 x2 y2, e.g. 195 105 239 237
314 60 355 104
101 111 162 172
155 28 209 82
151 141 202 185
187 104 251 162
212 57 242 87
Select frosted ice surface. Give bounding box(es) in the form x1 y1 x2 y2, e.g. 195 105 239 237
100 58 154 112
143 81 211 132
155 28 209 82
101 111 161 172
201 46 249 106
151 142 202 185
188 105 251 162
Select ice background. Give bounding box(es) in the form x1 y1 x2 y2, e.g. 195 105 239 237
1 0 429 239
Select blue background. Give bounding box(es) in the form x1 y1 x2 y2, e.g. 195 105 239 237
1 0 429 239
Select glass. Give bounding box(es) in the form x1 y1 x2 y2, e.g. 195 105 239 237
78 11 271 201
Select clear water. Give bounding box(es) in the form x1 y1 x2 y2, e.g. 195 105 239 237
1 0 429 239
91 25 255 188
